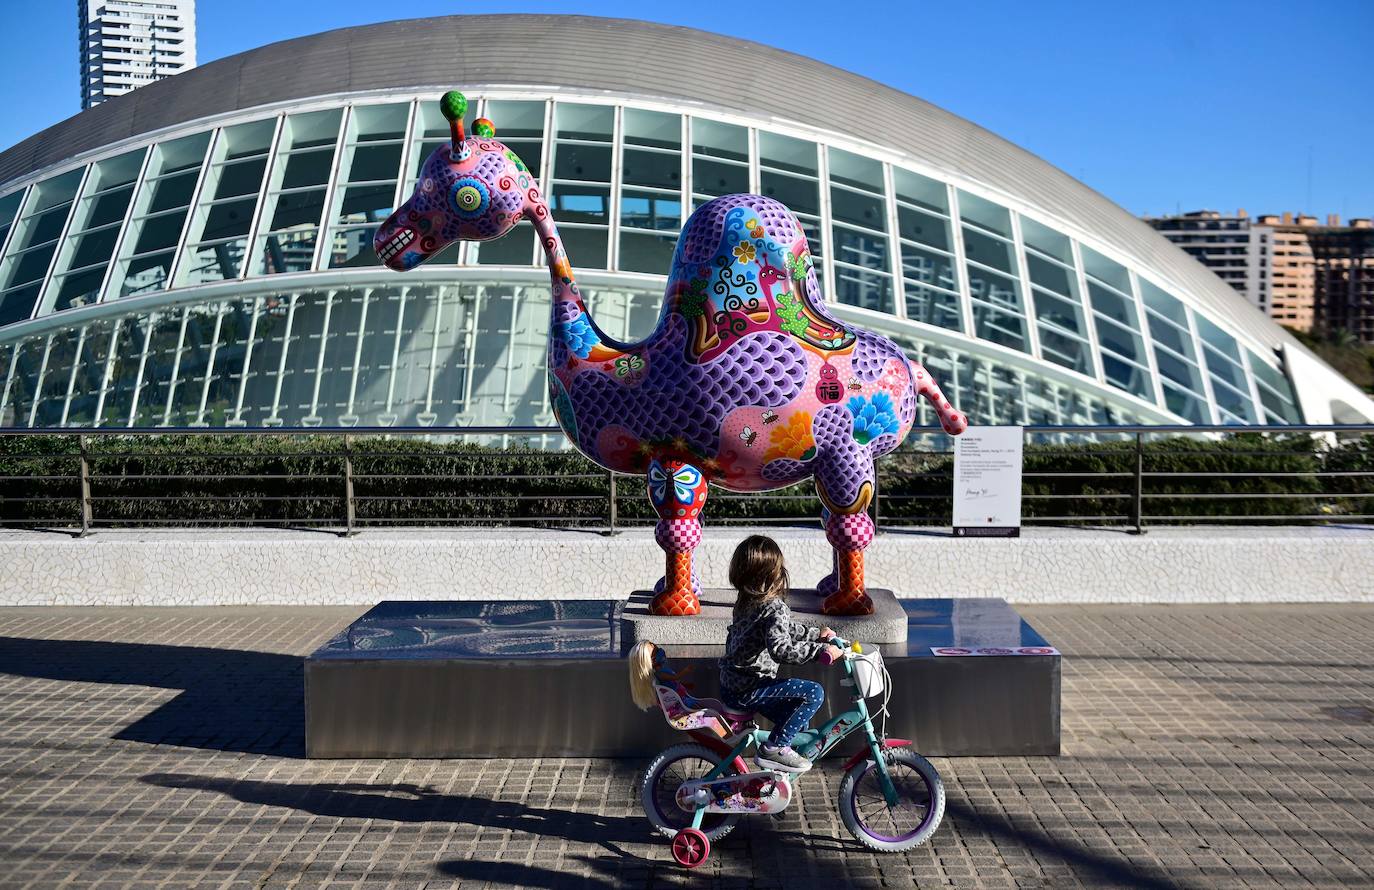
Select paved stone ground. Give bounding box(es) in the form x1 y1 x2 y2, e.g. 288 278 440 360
0 605 1372 889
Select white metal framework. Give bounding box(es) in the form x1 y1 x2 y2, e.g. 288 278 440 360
0 89 1318 430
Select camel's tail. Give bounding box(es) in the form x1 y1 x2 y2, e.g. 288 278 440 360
908 359 969 436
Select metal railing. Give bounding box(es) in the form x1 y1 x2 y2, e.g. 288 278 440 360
0 424 1370 536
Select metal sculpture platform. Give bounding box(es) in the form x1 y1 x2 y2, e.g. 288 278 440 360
305 598 1059 759
620 588 908 647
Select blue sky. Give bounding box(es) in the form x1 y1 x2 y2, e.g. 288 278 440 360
3 0 1371 219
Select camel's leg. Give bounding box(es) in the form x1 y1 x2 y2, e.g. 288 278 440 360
648 458 707 616
815 461 876 617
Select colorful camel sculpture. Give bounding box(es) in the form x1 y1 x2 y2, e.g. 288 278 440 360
375 92 969 617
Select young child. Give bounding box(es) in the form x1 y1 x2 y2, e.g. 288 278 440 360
719 535 841 772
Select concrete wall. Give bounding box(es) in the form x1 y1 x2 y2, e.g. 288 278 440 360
2 526 1370 606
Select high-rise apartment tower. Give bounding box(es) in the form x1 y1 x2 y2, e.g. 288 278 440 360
78 0 197 109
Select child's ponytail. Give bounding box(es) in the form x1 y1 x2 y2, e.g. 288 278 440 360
628 640 660 711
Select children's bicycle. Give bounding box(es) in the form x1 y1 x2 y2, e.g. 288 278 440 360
632 637 945 868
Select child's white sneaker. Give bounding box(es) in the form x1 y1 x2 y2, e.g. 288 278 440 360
755 743 812 772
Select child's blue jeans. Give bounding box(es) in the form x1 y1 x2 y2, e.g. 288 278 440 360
733 678 825 748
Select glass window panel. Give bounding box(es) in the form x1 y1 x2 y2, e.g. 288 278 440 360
759 131 816 175
343 142 402 183
620 189 680 231
210 157 268 199
335 184 394 225
233 296 294 425
0 283 41 325
552 142 611 182
619 230 677 274
268 189 326 230
834 266 893 313
1 337 43 424
1212 377 1256 422
407 139 449 182
1138 280 1187 326
163 305 224 426
554 104 613 141
181 239 248 285
1087 280 1136 326
1155 349 1203 392
691 118 747 161
956 190 1011 237
27 170 84 213
121 250 175 296
470 226 536 266
1025 252 1074 296
278 148 335 190
96 316 145 426
962 226 1015 274
145 169 200 213
693 157 748 198
972 303 1028 351
760 170 818 216
131 210 188 254
901 243 956 291
1095 316 1143 364
1080 244 1132 292
18 204 74 248
560 227 607 269
828 147 882 193
51 265 108 311
1203 344 1248 391
1032 287 1085 335
893 168 947 213
1019 216 1072 263
896 204 950 251
1101 352 1151 399
8 246 60 288
0 190 24 242
903 282 962 332
351 103 409 141
550 184 609 223
1147 311 1192 358
1037 326 1091 375
325 226 382 269
84 150 144 195
967 265 1023 312
255 228 319 275
621 147 680 190
624 108 679 149
485 100 544 139
221 119 275 159
29 328 82 427
1162 383 1210 424
1249 350 1301 423
830 186 885 230
127 309 185 426
198 300 255 426
834 226 888 272
79 186 136 230
1195 314 1243 363
283 109 342 150
200 197 255 241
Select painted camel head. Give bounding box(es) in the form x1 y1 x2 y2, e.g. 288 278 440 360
374 91 539 270
383 91 971 620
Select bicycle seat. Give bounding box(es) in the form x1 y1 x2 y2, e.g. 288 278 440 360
654 685 754 736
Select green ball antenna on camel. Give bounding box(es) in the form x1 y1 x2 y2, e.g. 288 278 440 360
441 90 469 160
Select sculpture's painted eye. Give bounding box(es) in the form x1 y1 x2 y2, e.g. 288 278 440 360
450 177 490 219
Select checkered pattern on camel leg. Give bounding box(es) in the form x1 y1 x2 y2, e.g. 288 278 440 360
648 458 708 616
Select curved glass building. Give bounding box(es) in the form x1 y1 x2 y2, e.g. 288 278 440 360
0 14 1369 431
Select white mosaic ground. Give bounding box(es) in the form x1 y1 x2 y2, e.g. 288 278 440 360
1 525 1370 606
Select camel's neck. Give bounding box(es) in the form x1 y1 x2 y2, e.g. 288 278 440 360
528 199 620 359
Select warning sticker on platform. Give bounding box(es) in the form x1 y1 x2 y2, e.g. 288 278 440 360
931 646 1060 657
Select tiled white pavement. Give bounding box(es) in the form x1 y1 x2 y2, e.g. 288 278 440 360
0 604 1372 888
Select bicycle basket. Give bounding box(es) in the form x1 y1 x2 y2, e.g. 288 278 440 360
851 647 886 698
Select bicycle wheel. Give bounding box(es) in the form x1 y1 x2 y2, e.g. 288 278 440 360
838 747 945 852
640 743 740 842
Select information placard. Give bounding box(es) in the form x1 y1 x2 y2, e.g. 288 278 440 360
953 426 1023 537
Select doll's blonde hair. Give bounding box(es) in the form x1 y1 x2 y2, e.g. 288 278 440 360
628 640 661 711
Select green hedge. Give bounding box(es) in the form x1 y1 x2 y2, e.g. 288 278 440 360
0 431 1369 529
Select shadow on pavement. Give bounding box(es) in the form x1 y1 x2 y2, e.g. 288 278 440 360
141 773 652 848
0 636 306 756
